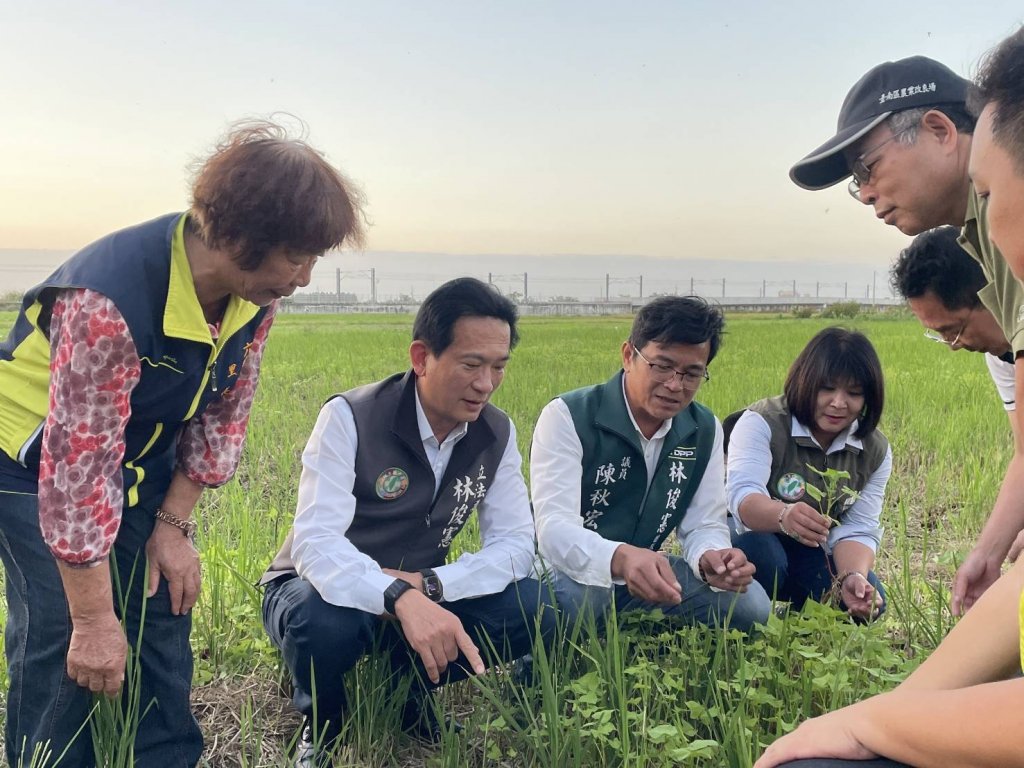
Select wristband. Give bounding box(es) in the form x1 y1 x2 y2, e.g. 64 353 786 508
154 508 198 541
777 504 795 538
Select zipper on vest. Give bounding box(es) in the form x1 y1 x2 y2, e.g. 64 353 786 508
208 359 218 393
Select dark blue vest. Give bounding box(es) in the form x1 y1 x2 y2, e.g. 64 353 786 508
0 213 269 508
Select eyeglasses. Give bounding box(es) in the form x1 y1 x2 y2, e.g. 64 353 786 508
847 127 913 201
922 307 973 348
632 346 710 389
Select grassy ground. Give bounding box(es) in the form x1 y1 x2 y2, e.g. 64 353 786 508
0 311 1010 766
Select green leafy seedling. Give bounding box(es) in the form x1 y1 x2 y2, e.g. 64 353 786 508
802 464 860 528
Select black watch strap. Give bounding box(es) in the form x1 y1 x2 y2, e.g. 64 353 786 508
419 568 444 603
383 578 414 614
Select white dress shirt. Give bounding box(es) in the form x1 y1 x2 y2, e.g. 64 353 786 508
531 387 731 588
726 409 892 553
985 352 1016 411
290 385 536 614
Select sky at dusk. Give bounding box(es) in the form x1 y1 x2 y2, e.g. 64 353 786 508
2 1 1022 280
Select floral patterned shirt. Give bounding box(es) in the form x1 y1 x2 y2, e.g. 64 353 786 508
37 288 275 565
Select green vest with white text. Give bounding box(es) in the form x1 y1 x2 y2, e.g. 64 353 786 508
560 371 716 551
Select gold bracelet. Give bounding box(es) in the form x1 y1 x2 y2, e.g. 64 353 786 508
154 508 198 540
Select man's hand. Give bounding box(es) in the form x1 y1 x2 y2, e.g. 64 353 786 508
699 548 755 592
610 544 682 605
66 611 128 698
780 502 830 547
753 710 877 768
840 572 881 621
952 548 1003 616
393 590 485 684
146 521 201 615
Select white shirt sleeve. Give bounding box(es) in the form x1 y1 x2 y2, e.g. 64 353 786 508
828 443 892 553
290 397 394 614
725 409 774 529
531 398 623 587
986 353 1016 411
434 420 538 601
675 418 733 579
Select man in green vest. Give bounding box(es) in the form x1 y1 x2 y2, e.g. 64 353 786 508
531 296 771 631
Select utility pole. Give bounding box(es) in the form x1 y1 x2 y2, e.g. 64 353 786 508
639 275 643 300
606 273 610 302
336 268 341 302
721 278 726 297
523 272 528 302
370 267 377 304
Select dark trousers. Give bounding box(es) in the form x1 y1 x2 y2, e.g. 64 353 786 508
0 489 201 768
733 531 886 617
262 574 556 729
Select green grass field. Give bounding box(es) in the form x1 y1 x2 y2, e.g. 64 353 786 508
0 311 1011 766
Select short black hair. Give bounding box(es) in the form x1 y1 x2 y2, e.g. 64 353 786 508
628 296 725 364
890 226 986 310
784 327 885 439
413 277 519 355
969 26 1024 174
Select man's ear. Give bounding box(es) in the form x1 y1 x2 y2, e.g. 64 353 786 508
621 340 633 370
410 340 430 376
921 109 959 148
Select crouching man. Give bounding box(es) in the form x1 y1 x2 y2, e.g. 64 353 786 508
260 278 555 766
531 296 770 633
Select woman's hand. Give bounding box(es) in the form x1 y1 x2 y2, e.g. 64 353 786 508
146 521 201 615
754 710 877 768
780 502 830 547
840 571 882 620
67 611 129 697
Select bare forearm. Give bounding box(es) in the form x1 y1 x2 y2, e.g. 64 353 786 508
904 560 1023 691
57 559 116 623
832 540 874 577
160 470 205 521
847 680 1024 768
737 494 787 532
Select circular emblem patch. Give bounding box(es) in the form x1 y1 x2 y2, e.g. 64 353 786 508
776 472 805 502
375 467 409 500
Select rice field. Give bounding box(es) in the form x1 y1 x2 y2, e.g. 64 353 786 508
0 310 1011 766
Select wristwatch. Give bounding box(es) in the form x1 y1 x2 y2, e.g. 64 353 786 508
420 568 444 603
154 508 198 541
383 578 415 615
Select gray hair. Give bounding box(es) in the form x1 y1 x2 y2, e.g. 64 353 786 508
885 104 976 145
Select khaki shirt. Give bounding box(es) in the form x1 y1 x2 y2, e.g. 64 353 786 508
959 186 1024 357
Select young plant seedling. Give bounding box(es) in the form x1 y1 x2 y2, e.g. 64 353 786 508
802 464 860 529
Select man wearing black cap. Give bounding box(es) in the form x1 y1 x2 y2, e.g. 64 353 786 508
789 56 1024 618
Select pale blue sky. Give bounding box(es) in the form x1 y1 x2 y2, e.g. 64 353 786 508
1 1 1021 268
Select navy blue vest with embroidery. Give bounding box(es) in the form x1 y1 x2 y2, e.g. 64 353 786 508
560 372 716 551
0 213 269 507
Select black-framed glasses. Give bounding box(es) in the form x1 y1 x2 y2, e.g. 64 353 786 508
922 307 973 348
632 346 710 389
847 126 913 201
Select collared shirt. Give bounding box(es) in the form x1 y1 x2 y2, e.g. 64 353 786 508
290 383 535 615
726 410 892 553
531 387 731 589
960 185 1024 357
985 352 1016 412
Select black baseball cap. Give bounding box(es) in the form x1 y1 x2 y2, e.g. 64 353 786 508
789 56 970 190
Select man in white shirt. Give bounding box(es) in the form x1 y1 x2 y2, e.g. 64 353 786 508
890 226 1015 418
260 278 553 766
531 296 770 632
